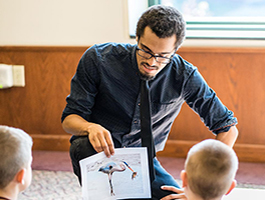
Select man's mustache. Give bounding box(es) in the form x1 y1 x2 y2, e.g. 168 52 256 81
141 62 159 70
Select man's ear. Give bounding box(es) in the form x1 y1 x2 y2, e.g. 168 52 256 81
136 36 139 43
225 179 237 195
16 168 26 185
180 170 188 187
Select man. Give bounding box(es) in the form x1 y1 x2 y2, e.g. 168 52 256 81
61 5 238 199
161 139 238 200
0 125 33 200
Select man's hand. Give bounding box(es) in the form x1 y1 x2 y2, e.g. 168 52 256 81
88 123 115 157
62 114 115 157
160 186 187 200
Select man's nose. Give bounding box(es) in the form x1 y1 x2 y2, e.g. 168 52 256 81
146 56 157 66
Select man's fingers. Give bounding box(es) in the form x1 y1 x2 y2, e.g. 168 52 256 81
160 193 186 200
96 130 114 158
105 132 115 156
102 145 111 157
96 132 111 157
91 136 111 157
161 185 184 193
88 124 114 157
160 186 186 200
91 137 103 153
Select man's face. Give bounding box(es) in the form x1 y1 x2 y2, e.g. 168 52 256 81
136 26 177 80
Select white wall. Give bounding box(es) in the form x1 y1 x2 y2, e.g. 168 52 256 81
0 0 137 46
1 0 264 47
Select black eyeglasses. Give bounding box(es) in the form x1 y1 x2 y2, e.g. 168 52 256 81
136 47 175 64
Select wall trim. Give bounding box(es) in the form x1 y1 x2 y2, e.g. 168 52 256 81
157 140 265 163
32 135 265 163
0 46 88 52
32 134 71 151
1 45 265 53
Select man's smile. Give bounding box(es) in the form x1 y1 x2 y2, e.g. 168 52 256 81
142 62 159 73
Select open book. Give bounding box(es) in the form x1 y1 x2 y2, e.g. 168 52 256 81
79 147 151 200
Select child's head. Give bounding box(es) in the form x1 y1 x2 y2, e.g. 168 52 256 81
182 139 238 200
0 125 33 191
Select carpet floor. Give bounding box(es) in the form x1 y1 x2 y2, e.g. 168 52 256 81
18 170 265 200
18 170 81 200
17 151 265 200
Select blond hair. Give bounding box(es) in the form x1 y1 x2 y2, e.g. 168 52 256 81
0 125 33 188
185 139 238 200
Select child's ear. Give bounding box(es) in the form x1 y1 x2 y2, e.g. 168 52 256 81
16 168 26 185
180 170 188 188
225 179 237 195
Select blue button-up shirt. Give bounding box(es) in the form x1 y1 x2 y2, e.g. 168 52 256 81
62 43 237 152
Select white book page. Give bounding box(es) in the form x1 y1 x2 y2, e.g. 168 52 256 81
79 147 151 200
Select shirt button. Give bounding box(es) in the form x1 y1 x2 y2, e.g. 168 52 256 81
134 120 138 124
138 103 140 106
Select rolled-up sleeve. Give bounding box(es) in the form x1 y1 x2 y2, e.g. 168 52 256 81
183 68 237 134
61 46 99 122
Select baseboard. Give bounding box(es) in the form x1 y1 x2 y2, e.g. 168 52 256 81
233 143 265 162
31 134 71 151
31 135 265 163
157 140 265 163
157 140 197 158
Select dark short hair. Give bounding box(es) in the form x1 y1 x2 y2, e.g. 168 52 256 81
136 5 186 49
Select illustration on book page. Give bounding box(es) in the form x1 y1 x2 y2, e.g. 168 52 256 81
80 147 151 200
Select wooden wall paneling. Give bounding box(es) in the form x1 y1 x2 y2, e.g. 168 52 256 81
163 47 265 162
176 48 265 146
0 46 87 151
1 46 265 162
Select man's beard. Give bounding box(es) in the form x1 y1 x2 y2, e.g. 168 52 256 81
139 72 155 81
139 62 157 81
